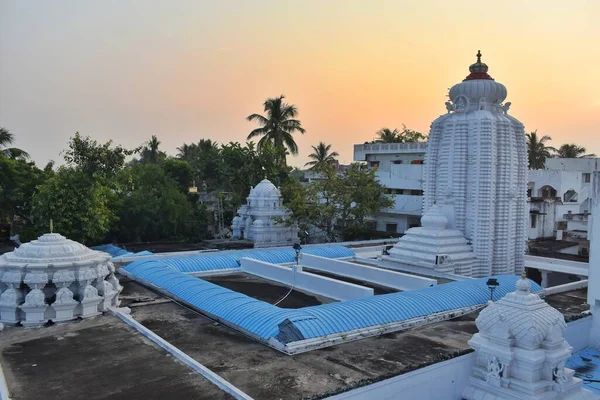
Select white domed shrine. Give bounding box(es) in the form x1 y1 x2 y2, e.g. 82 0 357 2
232 179 299 247
423 51 528 277
388 204 476 275
462 273 597 399
0 233 122 326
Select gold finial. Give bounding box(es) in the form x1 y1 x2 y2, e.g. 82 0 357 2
476 50 482 63
521 270 527 279
50 219 54 233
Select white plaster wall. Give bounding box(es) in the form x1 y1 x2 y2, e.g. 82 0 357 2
353 143 427 162
376 214 409 233
325 317 592 400
377 164 424 190
546 158 600 173
528 170 582 199
388 194 422 216
240 258 374 301
587 172 600 346
301 254 436 291
528 201 556 239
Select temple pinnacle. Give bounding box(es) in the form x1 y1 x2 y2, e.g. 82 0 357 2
476 50 482 63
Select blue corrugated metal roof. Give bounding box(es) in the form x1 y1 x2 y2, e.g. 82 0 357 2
566 347 600 395
124 259 542 345
128 245 355 273
93 244 153 258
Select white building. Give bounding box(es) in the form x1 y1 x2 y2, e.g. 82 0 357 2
353 142 426 233
231 179 299 247
422 51 528 277
528 158 599 256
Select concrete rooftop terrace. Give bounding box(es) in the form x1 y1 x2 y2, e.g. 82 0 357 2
0 275 590 400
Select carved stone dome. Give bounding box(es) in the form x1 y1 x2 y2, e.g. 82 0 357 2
448 51 507 106
4 233 107 264
251 179 280 198
475 274 566 350
0 232 121 326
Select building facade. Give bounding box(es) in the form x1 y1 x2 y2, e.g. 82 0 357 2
528 158 599 256
353 142 426 233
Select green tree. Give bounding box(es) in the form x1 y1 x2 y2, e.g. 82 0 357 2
0 127 30 159
63 132 138 178
163 158 194 193
526 131 555 169
376 128 400 143
282 164 392 242
555 143 596 158
0 156 53 239
140 135 166 164
398 124 427 142
305 142 339 171
376 125 427 143
246 95 305 165
31 167 116 244
116 164 191 242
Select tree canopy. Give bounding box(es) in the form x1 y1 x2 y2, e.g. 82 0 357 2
526 130 554 169
281 164 393 242
305 142 339 171
555 144 596 159
375 125 427 143
247 95 305 164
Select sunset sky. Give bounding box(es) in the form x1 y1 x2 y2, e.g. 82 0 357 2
1 1 599 168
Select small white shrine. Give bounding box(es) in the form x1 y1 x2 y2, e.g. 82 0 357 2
462 273 597 400
232 179 299 247
388 203 476 276
0 232 122 326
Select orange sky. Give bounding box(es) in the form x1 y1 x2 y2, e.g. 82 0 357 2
1 0 599 168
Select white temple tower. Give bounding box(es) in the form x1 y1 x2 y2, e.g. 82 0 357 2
423 51 528 277
232 179 299 247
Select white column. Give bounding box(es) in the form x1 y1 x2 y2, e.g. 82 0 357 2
587 172 600 347
541 270 549 288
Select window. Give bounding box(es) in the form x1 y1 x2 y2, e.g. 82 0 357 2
392 160 403 165
385 223 398 233
411 160 424 165
530 214 537 229
583 173 591 183
410 190 423 196
369 161 380 170
557 221 567 230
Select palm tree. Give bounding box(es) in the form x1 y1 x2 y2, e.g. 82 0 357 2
376 128 400 143
555 144 596 158
198 139 219 152
246 95 305 164
141 135 165 164
0 127 29 159
526 130 554 169
305 142 339 170
176 143 199 161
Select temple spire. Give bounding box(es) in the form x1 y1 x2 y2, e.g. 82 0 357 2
476 50 482 63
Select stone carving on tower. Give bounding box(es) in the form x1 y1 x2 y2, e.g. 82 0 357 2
232 179 299 247
0 232 122 326
423 51 528 277
462 273 598 399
